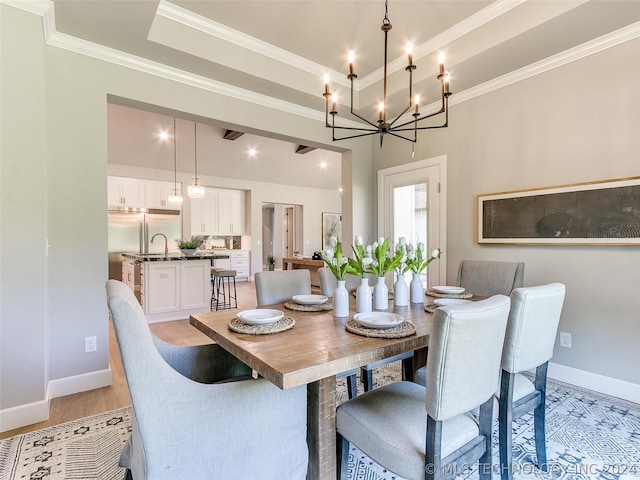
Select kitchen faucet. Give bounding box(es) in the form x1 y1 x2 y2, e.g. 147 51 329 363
151 233 168 256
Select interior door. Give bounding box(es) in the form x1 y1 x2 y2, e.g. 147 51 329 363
378 156 447 287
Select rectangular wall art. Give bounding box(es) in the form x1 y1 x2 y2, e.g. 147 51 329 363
477 177 640 245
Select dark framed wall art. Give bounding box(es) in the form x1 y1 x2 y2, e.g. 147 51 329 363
477 177 640 245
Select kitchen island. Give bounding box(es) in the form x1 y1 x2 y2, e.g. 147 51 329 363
122 252 228 323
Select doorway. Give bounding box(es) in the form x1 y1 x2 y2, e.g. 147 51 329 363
377 156 447 287
262 203 303 269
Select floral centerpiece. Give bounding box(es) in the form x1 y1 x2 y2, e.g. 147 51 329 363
393 237 410 306
367 237 405 310
348 235 374 312
406 243 442 304
321 236 350 316
320 236 349 280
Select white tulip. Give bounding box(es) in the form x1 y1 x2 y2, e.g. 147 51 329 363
431 248 441 258
330 236 338 248
378 236 385 245
355 235 363 246
399 237 407 246
362 257 374 266
417 242 425 252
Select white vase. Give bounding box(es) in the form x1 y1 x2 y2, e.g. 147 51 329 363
356 277 372 313
333 280 349 317
410 272 424 304
374 276 389 310
394 273 408 307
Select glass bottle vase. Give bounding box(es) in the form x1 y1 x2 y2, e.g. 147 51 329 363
356 277 372 313
333 280 349 317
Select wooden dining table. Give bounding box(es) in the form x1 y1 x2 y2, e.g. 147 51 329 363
190 298 436 480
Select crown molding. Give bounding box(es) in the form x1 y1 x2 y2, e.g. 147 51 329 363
4 0 640 133
156 0 349 89
358 0 526 90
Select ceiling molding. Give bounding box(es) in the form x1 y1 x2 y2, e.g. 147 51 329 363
4 0 640 137
156 0 349 89
357 0 527 90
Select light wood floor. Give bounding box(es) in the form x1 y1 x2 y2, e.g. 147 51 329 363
1 281 258 440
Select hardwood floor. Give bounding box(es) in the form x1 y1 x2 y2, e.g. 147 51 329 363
1 280 258 440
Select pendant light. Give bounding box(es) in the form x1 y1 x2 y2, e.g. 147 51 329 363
167 117 183 206
187 122 205 199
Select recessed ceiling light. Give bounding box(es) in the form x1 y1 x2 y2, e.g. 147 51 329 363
248 147 257 157
320 161 327 169
159 130 169 141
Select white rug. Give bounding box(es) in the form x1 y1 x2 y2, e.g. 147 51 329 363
2 365 639 480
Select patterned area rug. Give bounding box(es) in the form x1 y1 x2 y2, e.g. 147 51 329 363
1 365 639 480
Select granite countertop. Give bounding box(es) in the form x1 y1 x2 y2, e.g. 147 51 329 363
122 252 230 262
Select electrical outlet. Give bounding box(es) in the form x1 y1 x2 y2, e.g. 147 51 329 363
85 336 97 353
559 332 572 348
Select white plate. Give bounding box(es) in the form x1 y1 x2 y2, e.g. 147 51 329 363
433 298 472 306
236 309 284 326
432 286 466 295
292 294 328 305
353 312 404 329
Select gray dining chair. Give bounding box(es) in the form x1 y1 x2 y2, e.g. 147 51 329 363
499 282 566 480
415 259 525 387
106 279 309 480
255 268 359 398
456 260 525 296
336 295 511 480
255 269 311 306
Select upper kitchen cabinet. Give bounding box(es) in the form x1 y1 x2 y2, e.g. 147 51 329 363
108 176 145 208
190 190 218 235
190 187 246 236
145 180 181 210
217 189 246 235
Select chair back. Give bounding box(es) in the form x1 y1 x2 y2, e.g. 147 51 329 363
425 295 511 421
502 283 566 374
255 269 311 305
456 260 524 296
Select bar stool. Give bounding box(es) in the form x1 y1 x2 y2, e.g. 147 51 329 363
211 268 237 311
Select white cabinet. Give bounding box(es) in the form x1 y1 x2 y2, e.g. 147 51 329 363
190 193 218 235
190 188 245 236
217 189 246 235
230 250 250 281
122 260 139 292
145 180 180 210
213 252 232 270
108 176 145 208
141 260 210 323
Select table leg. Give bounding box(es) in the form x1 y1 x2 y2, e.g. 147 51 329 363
306 376 337 480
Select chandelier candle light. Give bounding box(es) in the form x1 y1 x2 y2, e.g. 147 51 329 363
323 0 452 146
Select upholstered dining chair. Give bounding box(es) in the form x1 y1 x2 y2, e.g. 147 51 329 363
106 279 309 480
255 269 312 306
336 295 511 480
499 282 566 480
456 260 525 297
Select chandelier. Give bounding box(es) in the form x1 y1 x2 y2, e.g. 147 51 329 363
323 0 452 146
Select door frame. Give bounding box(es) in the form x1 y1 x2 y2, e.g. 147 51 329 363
377 155 448 286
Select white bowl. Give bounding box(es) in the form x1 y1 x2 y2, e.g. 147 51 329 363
236 309 284 326
432 286 466 295
292 294 328 305
353 312 404 329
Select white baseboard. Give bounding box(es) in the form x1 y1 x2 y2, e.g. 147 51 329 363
548 362 640 404
47 368 112 399
0 398 50 433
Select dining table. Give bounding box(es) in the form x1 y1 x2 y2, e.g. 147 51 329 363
190 296 439 480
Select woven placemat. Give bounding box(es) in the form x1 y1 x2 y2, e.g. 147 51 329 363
228 316 295 335
345 319 416 338
425 290 473 299
424 304 438 314
284 300 333 312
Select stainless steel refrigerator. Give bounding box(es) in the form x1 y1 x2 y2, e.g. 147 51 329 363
107 209 183 281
